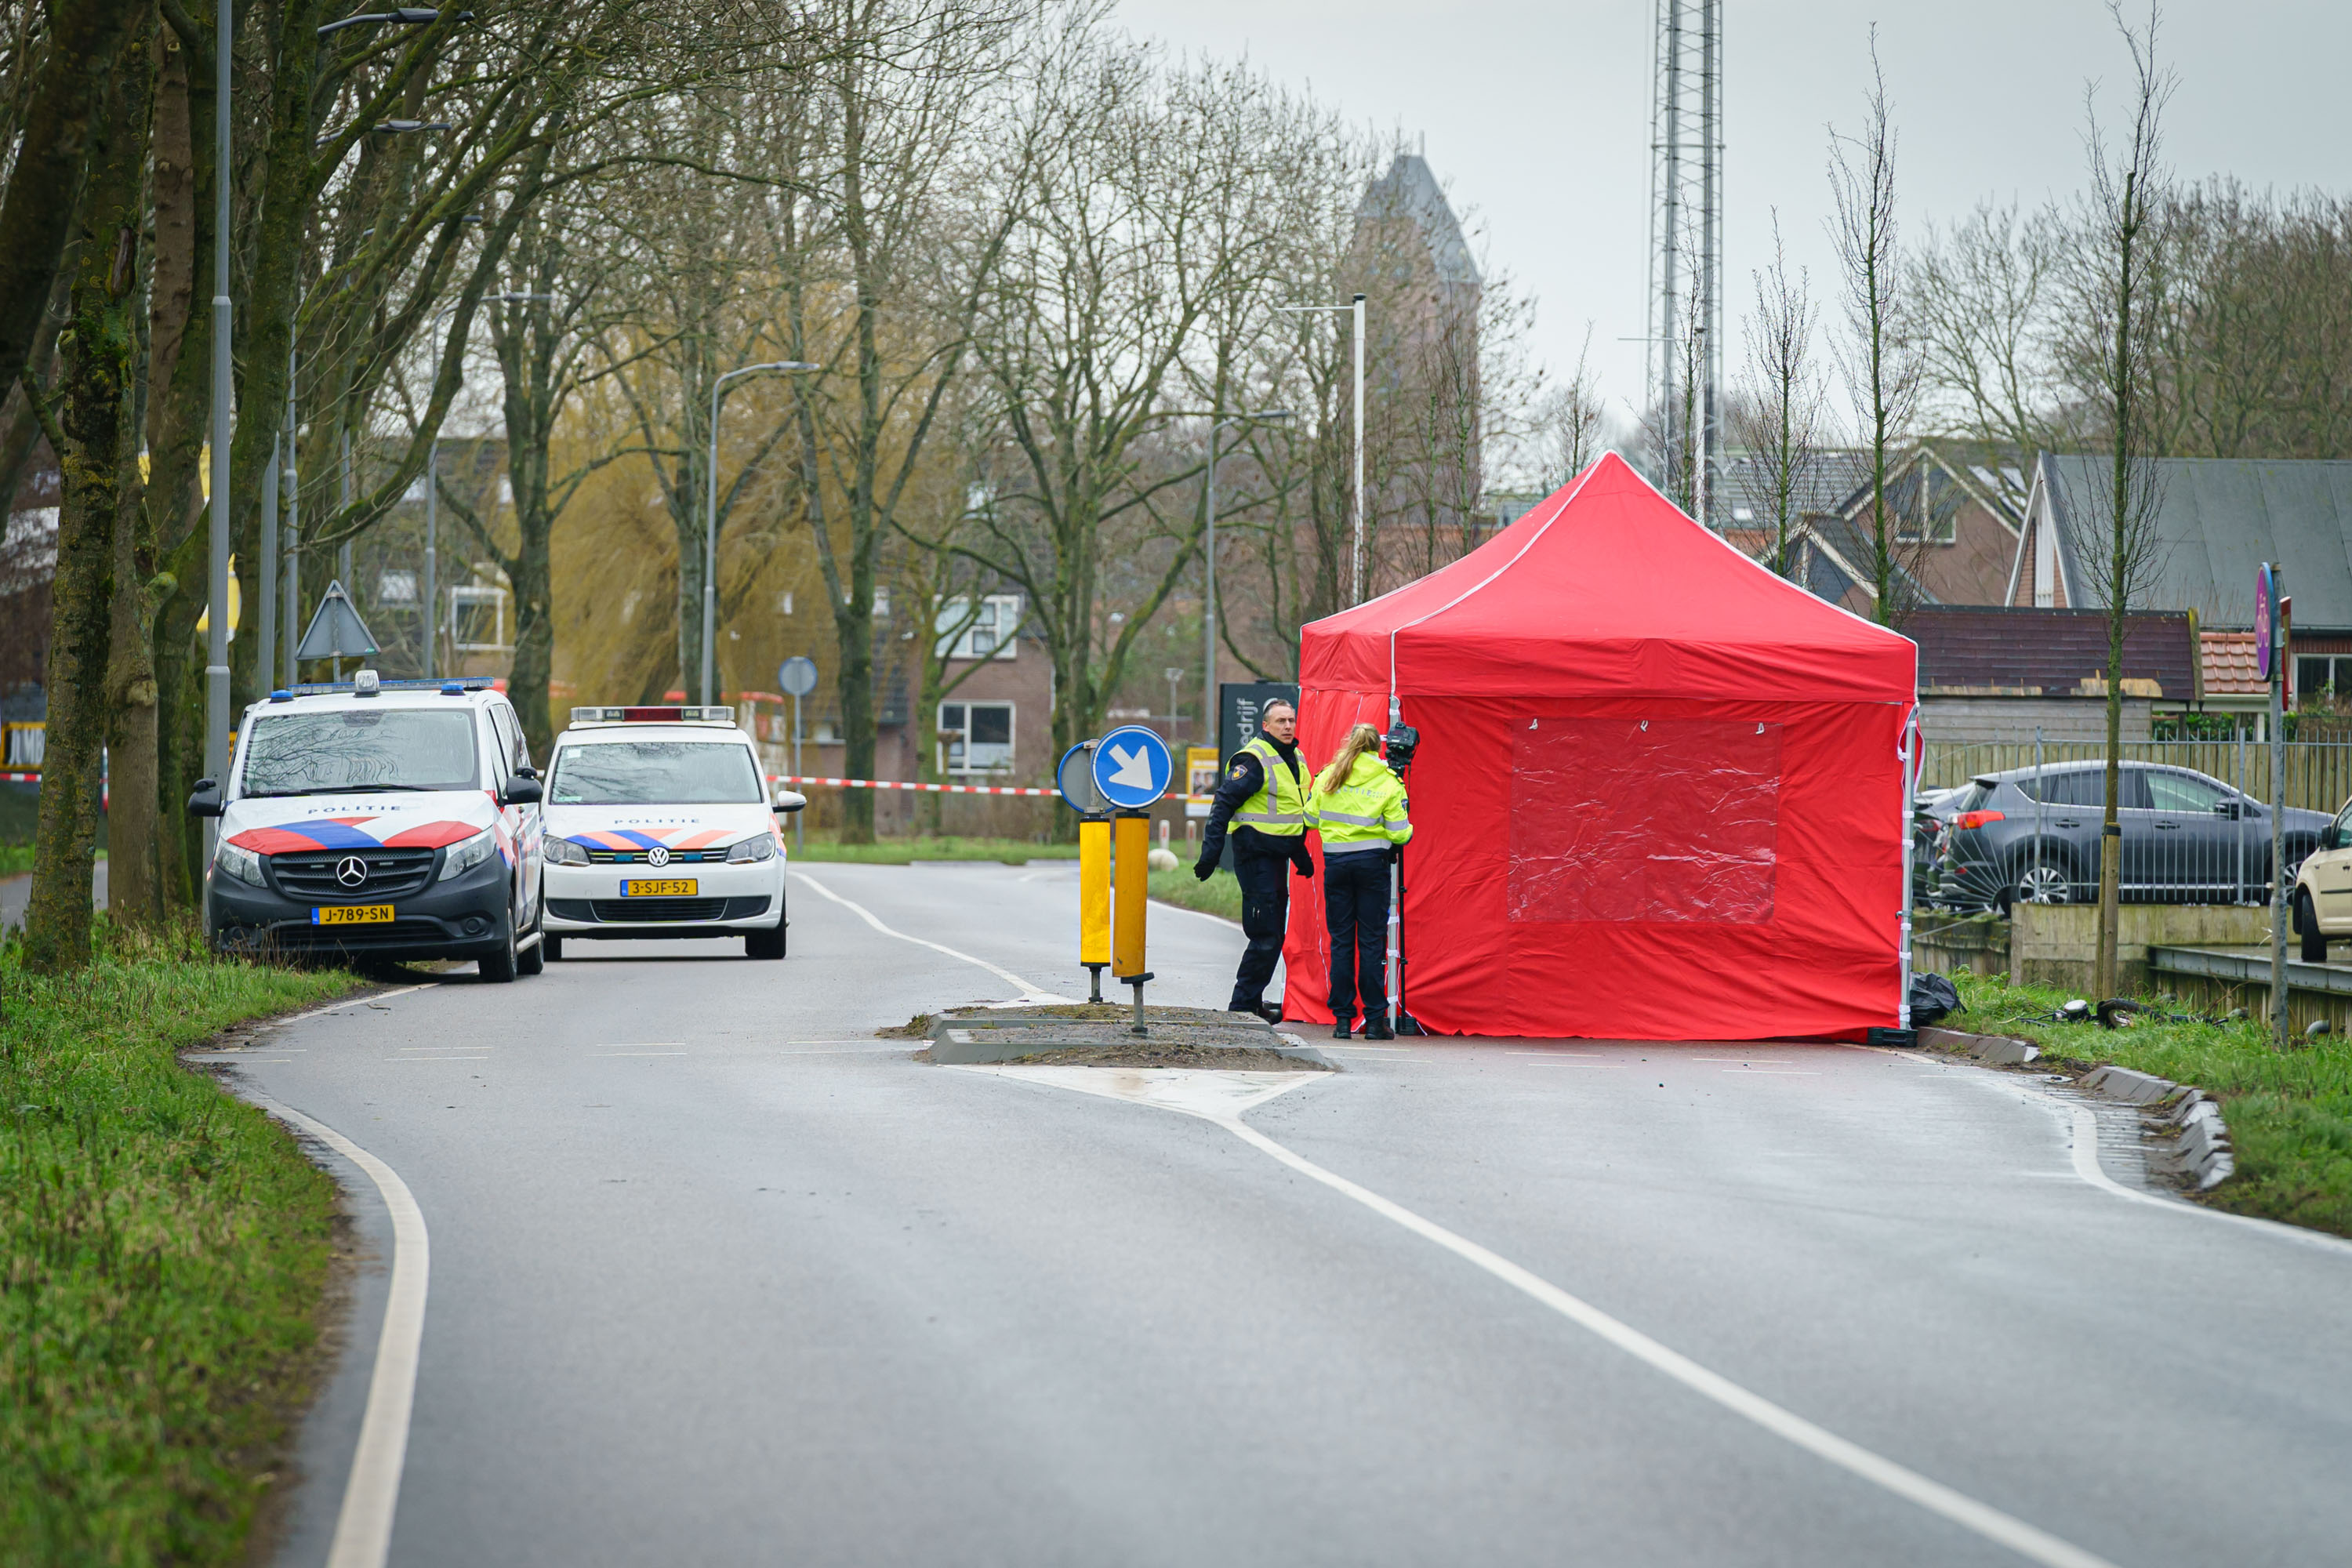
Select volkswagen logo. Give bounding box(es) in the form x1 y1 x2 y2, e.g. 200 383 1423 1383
647 846 671 868
335 855 368 887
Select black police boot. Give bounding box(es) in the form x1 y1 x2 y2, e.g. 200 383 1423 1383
1363 1014 1395 1041
1258 1002 1284 1025
1330 1018 1353 1040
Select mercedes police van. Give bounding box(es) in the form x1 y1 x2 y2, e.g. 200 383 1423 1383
189 672 546 978
538 705 805 960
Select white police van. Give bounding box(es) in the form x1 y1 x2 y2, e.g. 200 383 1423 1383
189 671 546 979
538 706 804 960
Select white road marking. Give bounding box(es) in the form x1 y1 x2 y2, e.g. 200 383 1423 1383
789 870 1074 1002
594 1044 683 1050
2056 1098 2352 1261
982 1065 2122 1568
387 1056 488 1062
1722 1069 1819 1076
1693 1057 1797 1064
249 1096 427 1568
596 1051 687 1057
1151 898 1244 931
269 982 437 1029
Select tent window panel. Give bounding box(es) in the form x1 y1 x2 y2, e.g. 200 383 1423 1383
1507 717 1783 925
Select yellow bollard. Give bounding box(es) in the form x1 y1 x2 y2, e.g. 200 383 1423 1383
1112 811 1149 979
1078 815 1111 999
1112 811 1152 1034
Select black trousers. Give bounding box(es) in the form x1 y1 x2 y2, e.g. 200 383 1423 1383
1228 848 1290 1011
1323 851 1390 1022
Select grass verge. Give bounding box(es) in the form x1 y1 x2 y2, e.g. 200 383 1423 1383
2 920 358 1566
789 835 1076 866
1149 863 1243 922
1949 970 2352 1238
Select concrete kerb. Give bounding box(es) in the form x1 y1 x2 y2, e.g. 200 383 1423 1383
1918 1025 2042 1066
925 1005 1337 1069
1919 1029 2238 1192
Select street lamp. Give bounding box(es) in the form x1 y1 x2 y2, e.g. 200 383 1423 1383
1278 292 1367 602
703 360 818 704
1202 408 1291 742
419 292 554 678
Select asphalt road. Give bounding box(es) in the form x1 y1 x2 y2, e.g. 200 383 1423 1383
194 859 2352 1568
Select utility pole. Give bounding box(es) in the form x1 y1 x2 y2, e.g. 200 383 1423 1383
202 0 233 854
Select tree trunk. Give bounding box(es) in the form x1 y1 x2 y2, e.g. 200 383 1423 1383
0 0 151 406
21 16 151 971
105 401 162 931
509 501 555 763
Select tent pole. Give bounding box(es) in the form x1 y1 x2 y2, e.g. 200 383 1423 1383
1898 707 1919 1032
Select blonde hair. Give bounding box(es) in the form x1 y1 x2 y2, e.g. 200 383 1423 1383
1317 724 1384 794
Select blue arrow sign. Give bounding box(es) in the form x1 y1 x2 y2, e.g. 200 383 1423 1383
1091 725 1172 810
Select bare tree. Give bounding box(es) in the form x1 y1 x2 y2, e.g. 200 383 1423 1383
1826 31 1922 625
1910 200 2071 460
2071 0 2176 996
1534 325 1609 492
1734 212 1824 579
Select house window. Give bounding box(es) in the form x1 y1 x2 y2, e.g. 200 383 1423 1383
377 569 417 606
448 583 510 651
2297 657 2352 706
937 594 1022 661
938 701 1014 773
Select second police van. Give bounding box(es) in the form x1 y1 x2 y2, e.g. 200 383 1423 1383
539 705 806 960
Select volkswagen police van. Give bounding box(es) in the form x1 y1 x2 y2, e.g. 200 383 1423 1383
189 672 546 979
538 706 804 960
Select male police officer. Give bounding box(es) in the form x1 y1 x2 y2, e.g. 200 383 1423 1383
1194 699 1312 1022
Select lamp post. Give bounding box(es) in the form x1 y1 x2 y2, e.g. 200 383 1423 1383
1279 294 1366 601
421 291 552 678
702 360 817 704
1202 408 1291 738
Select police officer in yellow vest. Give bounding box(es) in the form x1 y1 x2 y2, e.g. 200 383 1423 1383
1310 723 1414 1040
1195 699 1313 1022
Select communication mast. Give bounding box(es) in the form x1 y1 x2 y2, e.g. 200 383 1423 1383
1645 0 1722 525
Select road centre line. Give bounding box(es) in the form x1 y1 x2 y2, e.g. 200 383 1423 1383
789 870 1072 1002
249 1095 426 1568
996 1067 2122 1568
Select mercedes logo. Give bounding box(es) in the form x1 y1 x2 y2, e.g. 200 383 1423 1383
335 855 368 887
647 846 671 867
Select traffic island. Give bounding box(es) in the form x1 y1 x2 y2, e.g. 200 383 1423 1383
918 1004 1335 1069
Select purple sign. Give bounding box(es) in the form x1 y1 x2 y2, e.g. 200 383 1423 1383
2256 564 2277 681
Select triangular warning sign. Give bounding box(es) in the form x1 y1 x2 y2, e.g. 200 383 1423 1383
294 579 379 661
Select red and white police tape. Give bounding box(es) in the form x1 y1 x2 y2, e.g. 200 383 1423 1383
768 773 1058 798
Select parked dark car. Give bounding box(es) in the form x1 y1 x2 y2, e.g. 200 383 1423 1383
1929 760 2329 913
1911 785 1969 905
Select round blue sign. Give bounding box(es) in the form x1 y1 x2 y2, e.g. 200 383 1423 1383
1091 725 1173 810
777 656 818 697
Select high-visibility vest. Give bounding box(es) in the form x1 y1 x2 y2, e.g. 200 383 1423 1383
1232 735 1310 836
1312 753 1412 850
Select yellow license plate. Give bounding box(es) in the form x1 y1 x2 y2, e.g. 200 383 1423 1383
313 904 394 925
622 879 697 897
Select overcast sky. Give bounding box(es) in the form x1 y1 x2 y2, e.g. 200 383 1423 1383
1113 0 2352 439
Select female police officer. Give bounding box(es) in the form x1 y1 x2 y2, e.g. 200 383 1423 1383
1310 723 1413 1039
1193 699 1312 1022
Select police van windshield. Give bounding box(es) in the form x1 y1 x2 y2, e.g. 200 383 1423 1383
241 709 481 796
549 742 763 805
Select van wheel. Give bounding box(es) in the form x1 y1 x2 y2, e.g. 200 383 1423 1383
2299 889 2328 963
745 923 786 960
478 909 517 983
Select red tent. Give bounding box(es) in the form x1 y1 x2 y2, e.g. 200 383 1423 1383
1283 454 1918 1041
